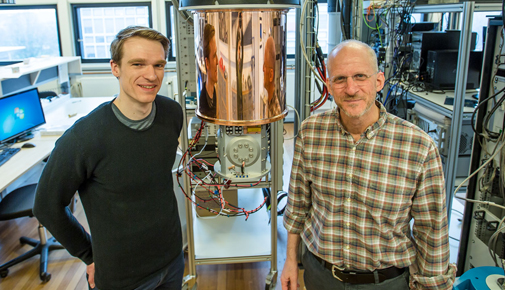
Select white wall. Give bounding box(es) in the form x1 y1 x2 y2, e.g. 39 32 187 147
74 71 179 99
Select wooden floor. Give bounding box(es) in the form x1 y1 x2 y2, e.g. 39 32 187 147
0 124 303 290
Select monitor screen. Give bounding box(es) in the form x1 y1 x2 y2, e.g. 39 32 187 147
0 88 46 144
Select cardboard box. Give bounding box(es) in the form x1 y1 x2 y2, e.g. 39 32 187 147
195 189 238 217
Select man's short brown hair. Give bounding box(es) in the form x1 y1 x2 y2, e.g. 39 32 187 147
110 26 170 65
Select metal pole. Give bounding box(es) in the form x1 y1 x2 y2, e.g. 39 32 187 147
353 0 362 40
383 6 395 106
173 5 197 288
267 119 283 287
294 1 315 134
445 1 474 225
304 0 315 121
294 7 305 135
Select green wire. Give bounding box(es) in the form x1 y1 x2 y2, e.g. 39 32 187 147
362 12 378 30
362 1 383 30
376 22 383 47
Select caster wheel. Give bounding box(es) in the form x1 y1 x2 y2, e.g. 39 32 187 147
265 271 277 290
0 269 8 278
40 272 51 283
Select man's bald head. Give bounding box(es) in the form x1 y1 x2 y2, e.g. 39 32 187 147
327 40 378 73
265 36 276 66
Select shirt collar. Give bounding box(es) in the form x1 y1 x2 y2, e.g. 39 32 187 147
332 100 388 139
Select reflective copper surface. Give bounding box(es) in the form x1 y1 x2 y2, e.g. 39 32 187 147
193 10 288 125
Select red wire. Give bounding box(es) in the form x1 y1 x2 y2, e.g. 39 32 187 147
177 120 269 219
311 65 329 112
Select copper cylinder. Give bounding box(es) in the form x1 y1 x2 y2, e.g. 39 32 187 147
193 10 288 125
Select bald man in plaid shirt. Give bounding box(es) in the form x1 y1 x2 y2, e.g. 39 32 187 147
280 40 456 290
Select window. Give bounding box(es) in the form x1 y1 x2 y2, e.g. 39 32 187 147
72 3 152 63
0 5 61 65
286 1 328 57
411 13 423 24
472 11 501 51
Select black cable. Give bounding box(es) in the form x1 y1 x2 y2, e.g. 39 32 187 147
471 86 505 136
340 0 349 40
276 192 288 216
483 92 505 139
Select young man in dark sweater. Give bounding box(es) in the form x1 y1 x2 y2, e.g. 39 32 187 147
33 26 185 290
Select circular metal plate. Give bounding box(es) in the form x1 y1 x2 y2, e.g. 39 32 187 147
180 0 300 10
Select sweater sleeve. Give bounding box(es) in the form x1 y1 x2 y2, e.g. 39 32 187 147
33 129 94 265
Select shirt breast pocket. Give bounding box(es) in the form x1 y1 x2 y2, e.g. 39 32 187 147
357 176 414 225
306 150 344 205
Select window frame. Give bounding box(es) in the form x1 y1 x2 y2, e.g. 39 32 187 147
287 0 328 59
71 2 153 64
165 1 176 62
0 4 62 66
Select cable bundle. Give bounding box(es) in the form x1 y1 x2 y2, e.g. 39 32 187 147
176 121 268 220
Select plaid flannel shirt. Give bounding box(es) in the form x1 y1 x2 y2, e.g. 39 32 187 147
284 102 457 289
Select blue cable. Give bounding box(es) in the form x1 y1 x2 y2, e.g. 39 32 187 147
384 83 398 105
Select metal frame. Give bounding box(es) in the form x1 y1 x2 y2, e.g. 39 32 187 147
294 1 315 132
456 17 504 276
409 1 502 271
412 3 465 13
173 4 284 289
173 6 196 288
410 1 500 225
179 0 300 10
444 1 475 224
407 2 476 222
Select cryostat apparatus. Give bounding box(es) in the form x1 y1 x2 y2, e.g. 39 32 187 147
174 1 300 289
188 0 294 181
191 5 289 124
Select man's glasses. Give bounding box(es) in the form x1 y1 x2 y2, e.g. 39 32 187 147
329 72 379 88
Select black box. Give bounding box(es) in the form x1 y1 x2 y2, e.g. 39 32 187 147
411 30 477 72
425 50 483 90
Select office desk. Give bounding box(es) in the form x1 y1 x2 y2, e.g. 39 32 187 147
0 136 57 193
0 96 113 193
407 90 477 120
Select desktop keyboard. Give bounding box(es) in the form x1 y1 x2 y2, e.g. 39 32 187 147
0 148 21 167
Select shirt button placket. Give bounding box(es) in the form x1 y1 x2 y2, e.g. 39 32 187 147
344 145 355 263
348 146 355 183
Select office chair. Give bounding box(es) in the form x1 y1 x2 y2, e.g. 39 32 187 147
38 91 58 101
0 184 64 282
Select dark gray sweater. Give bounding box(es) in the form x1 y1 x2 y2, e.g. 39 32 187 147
34 96 183 290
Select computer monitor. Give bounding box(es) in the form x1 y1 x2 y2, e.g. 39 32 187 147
0 88 46 144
